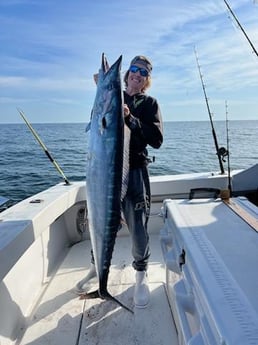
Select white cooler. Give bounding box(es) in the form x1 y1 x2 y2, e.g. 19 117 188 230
160 197 258 345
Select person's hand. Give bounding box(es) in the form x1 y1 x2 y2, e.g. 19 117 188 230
124 104 130 118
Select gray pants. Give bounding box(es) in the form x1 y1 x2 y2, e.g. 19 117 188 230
122 167 151 271
90 167 151 271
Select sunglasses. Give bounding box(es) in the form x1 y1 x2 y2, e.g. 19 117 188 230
129 65 149 77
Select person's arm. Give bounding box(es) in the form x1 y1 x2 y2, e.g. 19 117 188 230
125 97 163 149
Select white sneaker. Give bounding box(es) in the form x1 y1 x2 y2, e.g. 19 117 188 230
134 271 150 308
74 263 97 294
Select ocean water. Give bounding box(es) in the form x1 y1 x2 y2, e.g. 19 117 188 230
0 120 257 205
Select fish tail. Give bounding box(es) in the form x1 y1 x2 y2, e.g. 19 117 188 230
79 290 133 314
105 292 134 314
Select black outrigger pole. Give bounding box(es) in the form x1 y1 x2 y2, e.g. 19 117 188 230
223 0 258 58
194 48 225 174
18 108 70 185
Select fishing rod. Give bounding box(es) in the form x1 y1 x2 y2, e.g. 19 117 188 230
223 0 258 57
17 108 70 185
225 100 232 196
194 48 225 174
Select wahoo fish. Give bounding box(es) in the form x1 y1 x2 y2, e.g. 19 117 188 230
82 54 132 312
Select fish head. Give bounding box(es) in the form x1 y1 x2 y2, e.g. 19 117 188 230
92 55 123 134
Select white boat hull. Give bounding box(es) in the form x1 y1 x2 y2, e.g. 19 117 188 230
0 166 257 344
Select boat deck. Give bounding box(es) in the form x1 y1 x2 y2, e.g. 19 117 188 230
19 234 179 345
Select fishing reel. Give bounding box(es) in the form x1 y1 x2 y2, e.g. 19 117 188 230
217 147 228 162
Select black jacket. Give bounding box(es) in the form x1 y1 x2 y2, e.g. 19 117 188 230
124 91 163 168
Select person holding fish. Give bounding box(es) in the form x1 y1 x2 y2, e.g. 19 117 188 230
122 55 163 308
76 55 163 309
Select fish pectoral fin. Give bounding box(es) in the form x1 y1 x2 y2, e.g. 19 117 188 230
85 122 91 132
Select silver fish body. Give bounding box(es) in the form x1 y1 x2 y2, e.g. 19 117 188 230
84 54 131 312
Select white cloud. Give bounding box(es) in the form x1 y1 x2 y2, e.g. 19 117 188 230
1 0 257 122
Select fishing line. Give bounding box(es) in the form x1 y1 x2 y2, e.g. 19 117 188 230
18 108 70 185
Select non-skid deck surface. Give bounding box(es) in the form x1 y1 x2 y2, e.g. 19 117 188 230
20 235 178 345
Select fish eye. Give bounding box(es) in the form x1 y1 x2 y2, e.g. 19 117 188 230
102 117 107 129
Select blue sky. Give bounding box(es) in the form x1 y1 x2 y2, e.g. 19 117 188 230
1 0 257 123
